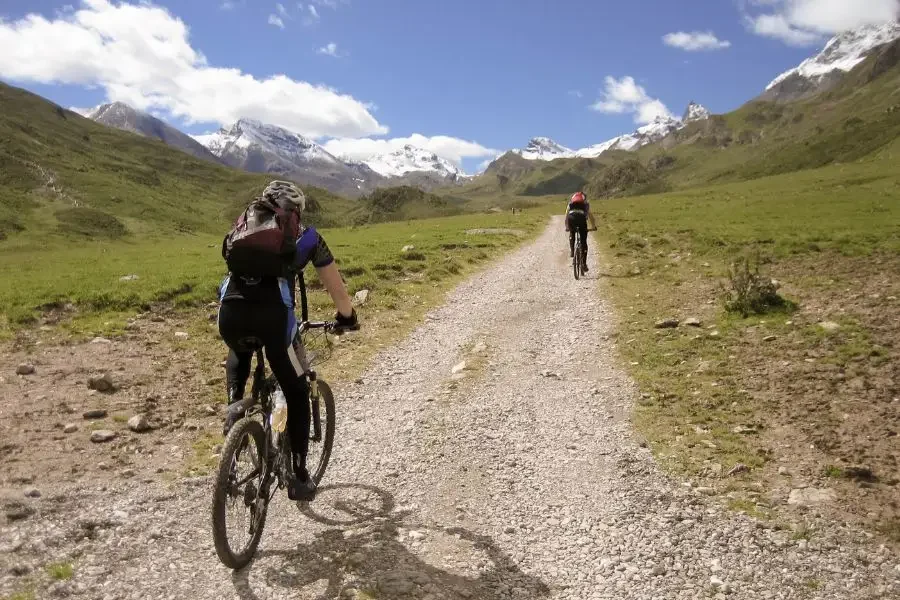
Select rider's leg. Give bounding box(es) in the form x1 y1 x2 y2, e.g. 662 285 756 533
218 300 254 434
568 228 576 258
579 222 589 271
264 309 316 502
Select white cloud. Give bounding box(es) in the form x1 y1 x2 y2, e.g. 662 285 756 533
324 135 498 167
663 31 731 51
276 3 289 18
743 0 900 45
308 5 319 19
0 0 386 138
589 76 674 124
268 14 285 29
567 90 583 98
219 1 241 10
317 42 340 57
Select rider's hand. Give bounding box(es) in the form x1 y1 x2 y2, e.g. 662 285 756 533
333 308 360 334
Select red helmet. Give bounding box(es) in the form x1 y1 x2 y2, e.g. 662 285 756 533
570 191 586 203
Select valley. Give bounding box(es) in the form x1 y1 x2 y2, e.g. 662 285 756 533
1 15 899 600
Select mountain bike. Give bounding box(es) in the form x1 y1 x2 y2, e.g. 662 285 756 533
572 227 596 280
211 319 337 569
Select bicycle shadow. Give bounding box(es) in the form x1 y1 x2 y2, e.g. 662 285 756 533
231 483 550 599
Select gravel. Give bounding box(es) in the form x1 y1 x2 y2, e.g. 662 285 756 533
1 218 897 600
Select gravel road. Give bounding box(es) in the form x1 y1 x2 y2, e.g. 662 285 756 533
2 218 897 600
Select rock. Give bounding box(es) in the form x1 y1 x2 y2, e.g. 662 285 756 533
174 331 189 340
119 274 139 282
778 466 791 476
203 405 218 416
654 318 679 329
451 361 467 374
408 530 426 540
90 430 117 443
122 469 136 478
127 414 151 433
684 317 702 327
763 335 777 342
16 363 36 375
90 337 111 344
818 321 840 332
709 330 721 338
5 503 34 521
651 565 666 576
10 564 31 576
87 373 115 392
401 245 416 252
63 423 78 434
353 289 370 306
696 487 716 496
472 341 487 353
23 488 41 498
727 463 750 476
184 420 201 431
82 409 108 420
709 463 723 477
710 575 725 588
787 487 836 506
732 425 758 435
629 266 642 276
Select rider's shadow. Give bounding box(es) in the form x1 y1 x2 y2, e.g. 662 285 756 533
231 483 551 599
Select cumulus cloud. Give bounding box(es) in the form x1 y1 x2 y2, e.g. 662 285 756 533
317 42 340 57
0 0 386 138
743 0 900 45
590 76 674 124
268 14 285 29
663 31 732 51
324 135 499 167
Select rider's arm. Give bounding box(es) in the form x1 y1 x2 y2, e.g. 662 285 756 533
296 227 353 318
587 206 598 229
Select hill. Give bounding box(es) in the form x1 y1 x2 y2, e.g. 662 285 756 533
350 186 467 224
0 81 355 241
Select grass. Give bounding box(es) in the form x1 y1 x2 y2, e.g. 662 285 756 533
0 590 34 600
44 562 74 581
185 431 224 477
592 154 900 533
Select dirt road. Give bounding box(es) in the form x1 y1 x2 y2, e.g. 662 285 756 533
2 219 897 599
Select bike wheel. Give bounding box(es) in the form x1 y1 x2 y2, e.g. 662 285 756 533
211 418 270 569
307 379 336 484
573 244 581 280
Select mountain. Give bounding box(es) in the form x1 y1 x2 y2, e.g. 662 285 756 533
682 101 710 123
512 137 575 160
193 119 383 197
361 145 462 180
79 102 222 164
762 22 900 102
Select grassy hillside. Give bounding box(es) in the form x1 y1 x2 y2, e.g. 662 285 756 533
350 186 467 224
593 153 899 538
0 81 354 240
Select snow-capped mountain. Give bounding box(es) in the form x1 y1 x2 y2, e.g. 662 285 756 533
763 22 900 101
512 137 575 160
499 103 709 167
77 101 221 164
194 119 344 170
682 101 710 123
352 145 462 179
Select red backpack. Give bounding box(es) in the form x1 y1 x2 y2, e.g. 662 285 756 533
222 196 301 278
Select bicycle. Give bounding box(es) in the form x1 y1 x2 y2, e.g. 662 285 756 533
572 227 597 280
210 319 337 569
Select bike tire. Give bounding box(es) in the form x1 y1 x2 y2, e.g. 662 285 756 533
211 418 269 570
573 244 581 280
309 379 336 484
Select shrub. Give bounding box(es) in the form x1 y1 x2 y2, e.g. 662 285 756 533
722 254 789 317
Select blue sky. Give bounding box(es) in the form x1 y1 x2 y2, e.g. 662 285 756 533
1 0 897 172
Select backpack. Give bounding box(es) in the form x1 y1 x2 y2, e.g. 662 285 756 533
222 195 301 278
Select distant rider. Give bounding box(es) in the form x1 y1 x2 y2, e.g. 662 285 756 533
564 191 597 270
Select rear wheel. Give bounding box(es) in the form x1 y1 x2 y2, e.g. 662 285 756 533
211 418 269 569
307 379 336 484
573 243 582 280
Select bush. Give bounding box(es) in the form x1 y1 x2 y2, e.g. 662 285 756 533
723 254 790 317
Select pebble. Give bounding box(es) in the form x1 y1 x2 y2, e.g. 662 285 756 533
16 363 35 375
63 423 78 433
83 409 108 420
90 430 117 443
127 414 151 433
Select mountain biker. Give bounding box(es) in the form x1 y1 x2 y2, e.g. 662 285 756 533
217 180 359 502
565 190 597 271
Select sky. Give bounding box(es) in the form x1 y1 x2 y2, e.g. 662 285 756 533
1 0 898 173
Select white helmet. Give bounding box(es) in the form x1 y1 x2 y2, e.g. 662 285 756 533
263 180 305 212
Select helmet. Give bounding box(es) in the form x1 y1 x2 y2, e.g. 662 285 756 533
571 191 586 203
263 180 306 212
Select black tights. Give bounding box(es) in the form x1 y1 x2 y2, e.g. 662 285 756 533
218 300 310 470
567 213 588 258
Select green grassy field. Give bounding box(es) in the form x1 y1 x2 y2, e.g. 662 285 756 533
592 153 900 535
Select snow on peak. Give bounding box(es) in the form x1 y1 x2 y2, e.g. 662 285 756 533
513 137 575 160
682 101 710 123
766 22 900 90
362 144 461 178
193 119 340 165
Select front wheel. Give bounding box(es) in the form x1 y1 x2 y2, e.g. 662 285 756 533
307 379 336 484
573 245 582 280
211 418 269 569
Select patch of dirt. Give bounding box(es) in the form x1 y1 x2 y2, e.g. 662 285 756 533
0 310 225 504
739 252 900 537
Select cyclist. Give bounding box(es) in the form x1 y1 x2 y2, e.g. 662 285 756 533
565 190 597 271
217 180 359 502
